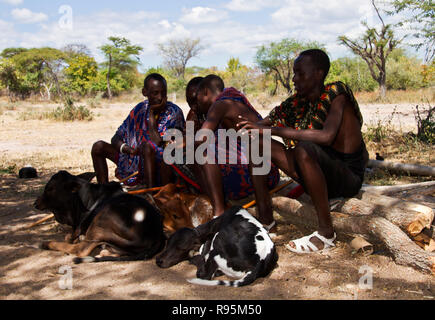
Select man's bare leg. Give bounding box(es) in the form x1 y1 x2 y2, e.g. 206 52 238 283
268 140 334 250
141 142 156 188
196 163 226 217
91 141 118 184
249 168 274 228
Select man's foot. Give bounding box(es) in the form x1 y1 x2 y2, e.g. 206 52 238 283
285 231 336 254
263 220 278 234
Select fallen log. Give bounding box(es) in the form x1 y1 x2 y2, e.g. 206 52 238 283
332 193 434 237
272 196 435 274
368 160 435 177
413 233 435 252
361 181 435 195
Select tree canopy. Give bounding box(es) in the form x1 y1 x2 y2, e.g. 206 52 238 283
255 38 325 94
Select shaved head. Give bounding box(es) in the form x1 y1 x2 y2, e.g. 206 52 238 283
198 75 225 95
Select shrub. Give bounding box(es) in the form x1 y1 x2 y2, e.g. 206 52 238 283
49 97 93 121
414 104 435 144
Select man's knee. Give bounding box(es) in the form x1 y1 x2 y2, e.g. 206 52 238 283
294 142 317 164
141 141 156 157
92 140 108 156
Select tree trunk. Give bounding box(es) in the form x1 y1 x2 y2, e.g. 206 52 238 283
42 83 52 101
272 196 435 274
379 74 387 99
361 181 435 195
353 192 434 236
368 160 435 177
107 53 113 100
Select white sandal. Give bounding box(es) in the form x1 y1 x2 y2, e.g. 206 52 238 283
285 231 336 254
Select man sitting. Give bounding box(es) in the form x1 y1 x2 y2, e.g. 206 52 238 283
91 73 185 187
194 75 280 230
238 49 369 253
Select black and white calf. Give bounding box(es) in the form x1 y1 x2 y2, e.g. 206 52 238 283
156 206 278 287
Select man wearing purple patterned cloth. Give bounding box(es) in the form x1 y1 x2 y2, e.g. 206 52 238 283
91 73 185 187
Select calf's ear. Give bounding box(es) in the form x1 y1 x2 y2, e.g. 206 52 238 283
76 172 96 182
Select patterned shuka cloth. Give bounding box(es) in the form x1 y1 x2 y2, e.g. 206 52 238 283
170 88 281 200
115 100 185 185
268 81 363 148
216 88 280 200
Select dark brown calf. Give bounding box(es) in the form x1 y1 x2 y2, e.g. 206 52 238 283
34 171 165 263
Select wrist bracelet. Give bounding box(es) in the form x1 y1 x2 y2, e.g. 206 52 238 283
120 143 127 154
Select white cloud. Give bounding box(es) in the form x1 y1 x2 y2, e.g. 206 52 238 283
179 7 228 24
224 0 282 12
1 0 23 5
11 8 48 23
268 0 387 58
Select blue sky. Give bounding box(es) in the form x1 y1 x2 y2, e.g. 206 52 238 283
0 0 419 71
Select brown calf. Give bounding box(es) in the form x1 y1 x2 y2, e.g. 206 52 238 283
152 184 214 235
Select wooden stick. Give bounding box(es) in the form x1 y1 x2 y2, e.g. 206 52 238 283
23 214 55 230
119 171 139 184
361 181 435 195
128 187 164 195
127 184 185 195
243 179 294 209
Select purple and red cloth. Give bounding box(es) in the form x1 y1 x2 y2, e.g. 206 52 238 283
173 88 280 200
115 100 185 185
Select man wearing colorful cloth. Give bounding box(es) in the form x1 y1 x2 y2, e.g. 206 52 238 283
174 76 280 203
239 49 369 252
91 73 185 187
195 75 280 231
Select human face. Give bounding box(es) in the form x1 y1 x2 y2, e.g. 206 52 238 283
186 86 199 113
292 55 322 98
143 79 167 107
196 87 212 117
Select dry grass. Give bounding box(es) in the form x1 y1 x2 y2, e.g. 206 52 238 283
364 131 434 186
355 87 435 104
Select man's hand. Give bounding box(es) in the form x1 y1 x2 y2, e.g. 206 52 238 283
237 115 267 136
121 144 140 156
149 98 168 115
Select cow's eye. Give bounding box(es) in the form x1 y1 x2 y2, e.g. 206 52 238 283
173 214 180 220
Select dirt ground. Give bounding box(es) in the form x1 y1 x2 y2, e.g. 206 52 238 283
0 100 434 300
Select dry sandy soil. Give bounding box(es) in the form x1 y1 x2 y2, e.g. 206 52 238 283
0 100 434 300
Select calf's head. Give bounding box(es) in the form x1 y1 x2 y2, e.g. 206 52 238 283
34 171 95 226
153 184 196 234
155 228 200 269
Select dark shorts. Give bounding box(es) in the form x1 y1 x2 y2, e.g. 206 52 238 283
297 141 369 199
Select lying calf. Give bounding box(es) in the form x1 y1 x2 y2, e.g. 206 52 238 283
34 171 165 263
153 184 214 234
156 206 278 287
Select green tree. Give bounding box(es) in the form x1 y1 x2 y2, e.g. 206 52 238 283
387 0 434 62
226 57 242 75
339 0 403 99
63 53 98 96
386 48 424 90
0 58 20 101
327 57 378 92
100 37 143 99
0 47 66 100
255 38 325 94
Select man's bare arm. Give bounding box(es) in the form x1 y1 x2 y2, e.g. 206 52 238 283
200 101 227 132
271 95 346 145
239 95 346 146
147 100 167 146
111 134 137 155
